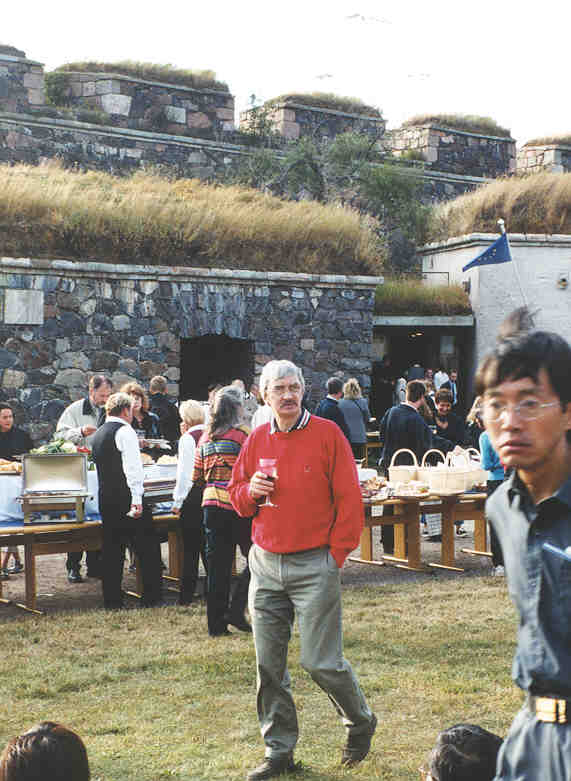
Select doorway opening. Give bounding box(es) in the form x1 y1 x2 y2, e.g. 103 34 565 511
180 334 254 402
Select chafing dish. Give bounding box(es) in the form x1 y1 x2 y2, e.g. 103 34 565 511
20 453 89 523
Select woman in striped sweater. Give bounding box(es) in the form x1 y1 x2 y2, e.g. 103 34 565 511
192 387 252 636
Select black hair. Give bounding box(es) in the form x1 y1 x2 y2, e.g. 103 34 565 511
475 329 571 407
428 723 503 781
326 377 343 395
406 380 426 403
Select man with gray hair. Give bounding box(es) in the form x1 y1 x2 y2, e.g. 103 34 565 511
91 392 162 609
229 360 376 780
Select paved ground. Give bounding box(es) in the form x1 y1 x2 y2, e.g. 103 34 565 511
0 519 493 620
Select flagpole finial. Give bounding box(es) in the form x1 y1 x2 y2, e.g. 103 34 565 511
497 218 505 234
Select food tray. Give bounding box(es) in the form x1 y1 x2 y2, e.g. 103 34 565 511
21 453 88 495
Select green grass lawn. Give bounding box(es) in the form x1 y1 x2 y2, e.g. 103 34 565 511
2 577 519 780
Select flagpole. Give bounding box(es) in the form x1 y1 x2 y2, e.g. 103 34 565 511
497 218 530 312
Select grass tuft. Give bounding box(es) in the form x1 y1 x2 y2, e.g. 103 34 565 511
52 61 229 92
429 171 571 239
267 92 382 117
0 162 384 275
375 279 472 315
402 114 512 138
523 134 571 147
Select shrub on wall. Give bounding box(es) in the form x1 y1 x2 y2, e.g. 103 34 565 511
523 134 571 147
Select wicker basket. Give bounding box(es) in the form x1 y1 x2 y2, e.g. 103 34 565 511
388 448 418 484
465 447 487 488
427 452 471 494
418 449 446 483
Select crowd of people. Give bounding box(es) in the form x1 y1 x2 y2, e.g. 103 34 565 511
2 305 571 780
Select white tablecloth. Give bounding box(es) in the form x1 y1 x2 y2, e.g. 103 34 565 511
0 465 177 522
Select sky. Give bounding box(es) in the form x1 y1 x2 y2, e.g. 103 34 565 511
4 0 570 146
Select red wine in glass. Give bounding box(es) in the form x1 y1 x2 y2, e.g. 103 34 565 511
259 458 278 507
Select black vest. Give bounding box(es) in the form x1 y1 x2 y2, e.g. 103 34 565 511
91 421 131 513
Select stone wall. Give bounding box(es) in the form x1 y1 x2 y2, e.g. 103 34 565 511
54 71 234 139
0 257 380 444
0 49 45 114
0 112 242 178
390 125 516 178
517 144 571 174
240 102 386 142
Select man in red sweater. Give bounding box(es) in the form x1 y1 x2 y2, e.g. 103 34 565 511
228 360 376 781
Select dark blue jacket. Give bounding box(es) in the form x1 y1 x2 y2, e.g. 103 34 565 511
314 397 351 441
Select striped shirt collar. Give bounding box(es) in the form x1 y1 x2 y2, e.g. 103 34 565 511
270 408 311 434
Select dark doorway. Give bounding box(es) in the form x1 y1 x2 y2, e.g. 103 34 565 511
389 329 432 378
180 334 254 402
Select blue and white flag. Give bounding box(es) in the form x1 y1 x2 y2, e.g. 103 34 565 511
462 232 512 272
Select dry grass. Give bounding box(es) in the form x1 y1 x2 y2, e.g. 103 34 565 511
0 577 519 780
268 92 382 118
53 61 229 92
402 114 512 138
523 134 571 147
0 162 385 275
375 279 471 315
429 171 571 240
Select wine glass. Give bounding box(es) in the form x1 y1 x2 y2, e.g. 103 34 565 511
258 458 278 508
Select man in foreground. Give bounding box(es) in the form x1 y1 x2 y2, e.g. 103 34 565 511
229 359 376 780
477 323 571 780
56 374 112 582
91 392 162 609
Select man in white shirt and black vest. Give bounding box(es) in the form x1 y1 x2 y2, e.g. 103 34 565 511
91 392 163 609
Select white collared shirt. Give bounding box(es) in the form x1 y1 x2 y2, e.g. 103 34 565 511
106 416 144 505
172 425 203 509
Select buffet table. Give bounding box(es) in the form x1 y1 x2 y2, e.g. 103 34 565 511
0 464 179 613
352 491 488 572
0 513 181 614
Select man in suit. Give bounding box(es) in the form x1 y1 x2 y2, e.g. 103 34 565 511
91 392 162 609
441 369 460 411
314 377 351 441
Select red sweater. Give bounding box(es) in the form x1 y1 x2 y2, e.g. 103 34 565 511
228 415 363 567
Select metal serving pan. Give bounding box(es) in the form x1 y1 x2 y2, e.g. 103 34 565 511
22 453 88 496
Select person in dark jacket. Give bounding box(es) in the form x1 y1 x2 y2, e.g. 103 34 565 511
148 375 181 449
434 388 467 447
379 380 453 554
314 377 351 441
0 404 33 461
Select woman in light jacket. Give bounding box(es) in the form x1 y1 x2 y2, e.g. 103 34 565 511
338 378 371 459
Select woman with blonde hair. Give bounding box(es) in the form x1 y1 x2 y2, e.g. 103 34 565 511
172 399 207 605
338 378 371 459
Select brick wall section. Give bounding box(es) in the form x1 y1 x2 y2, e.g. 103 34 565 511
0 52 45 114
0 258 380 444
390 125 516 178
517 144 571 174
59 72 234 139
240 102 386 142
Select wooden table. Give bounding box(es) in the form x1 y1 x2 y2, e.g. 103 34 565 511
0 513 182 614
351 492 487 572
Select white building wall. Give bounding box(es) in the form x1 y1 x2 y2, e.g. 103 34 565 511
421 233 571 374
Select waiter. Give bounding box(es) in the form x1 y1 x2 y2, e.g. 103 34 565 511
91 392 162 609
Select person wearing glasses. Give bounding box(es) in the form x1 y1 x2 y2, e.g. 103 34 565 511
228 360 376 780
476 311 571 781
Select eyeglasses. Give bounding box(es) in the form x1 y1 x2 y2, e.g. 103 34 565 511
482 399 560 422
268 383 303 397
